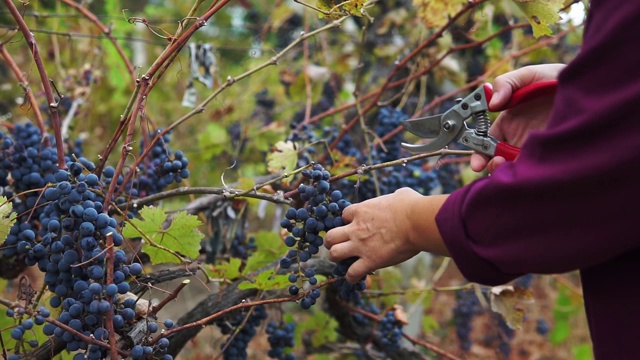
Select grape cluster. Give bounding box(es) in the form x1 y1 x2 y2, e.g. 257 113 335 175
452 290 483 351
279 164 350 309
6 306 50 347
0 122 185 359
378 310 404 352
133 130 190 199
216 305 268 360
266 321 296 360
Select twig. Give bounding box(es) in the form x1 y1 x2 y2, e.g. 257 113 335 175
116 186 293 211
4 0 65 168
149 279 190 317
104 232 118 360
402 332 461 360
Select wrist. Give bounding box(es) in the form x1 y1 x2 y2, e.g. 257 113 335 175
405 194 450 257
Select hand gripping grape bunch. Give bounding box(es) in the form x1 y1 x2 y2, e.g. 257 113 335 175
279 164 368 309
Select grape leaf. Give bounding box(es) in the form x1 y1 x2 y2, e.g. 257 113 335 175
237 270 289 290
316 0 366 18
413 0 467 29
244 231 288 273
209 258 243 280
511 0 563 38
122 207 203 264
266 141 298 174
0 196 17 243
489 285 534 330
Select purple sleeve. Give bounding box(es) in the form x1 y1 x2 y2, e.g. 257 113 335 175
436 0 640 286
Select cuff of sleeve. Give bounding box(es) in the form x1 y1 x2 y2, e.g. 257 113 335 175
436 182 518 286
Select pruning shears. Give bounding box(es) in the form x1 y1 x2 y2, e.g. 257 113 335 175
401 80 558 160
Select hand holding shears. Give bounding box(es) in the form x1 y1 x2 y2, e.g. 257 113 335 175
401 80 558 161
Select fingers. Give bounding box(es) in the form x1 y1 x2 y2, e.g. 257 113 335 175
327 241 356 263
324 225 350 249
345 259 370 284
490 64 566 110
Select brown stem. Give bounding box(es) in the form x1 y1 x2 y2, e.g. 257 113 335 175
149 279 190 317
104 233 118 360
4 0 66 168
403 333 462 360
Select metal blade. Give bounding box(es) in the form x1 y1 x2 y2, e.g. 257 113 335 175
401 114 443 138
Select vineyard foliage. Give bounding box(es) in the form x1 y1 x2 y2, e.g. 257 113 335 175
0 0 592 359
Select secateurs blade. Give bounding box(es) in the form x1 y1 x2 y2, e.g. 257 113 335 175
401 80 558 160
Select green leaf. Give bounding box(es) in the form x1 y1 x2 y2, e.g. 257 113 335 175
122 207 203 264
572 343 594 360
421 315 439 334
244 231 287 273
237 270 289 290
511 0 563 38
266 141 298 174
210 258 243 280
550 318 570 344
297 308 338 347
0 196 17 243
197 123 230 159
316 0 367 17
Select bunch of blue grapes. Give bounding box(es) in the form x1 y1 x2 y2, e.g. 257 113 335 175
452 290 483 351
266 321 296 360
0 122 185 359
6 306 51 351
279 164 350 309
350 299 380 326
215 305 268 360
132 130 190 198
128 318 176 360
378 310 404 352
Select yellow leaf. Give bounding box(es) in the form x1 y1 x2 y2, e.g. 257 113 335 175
489 285 534 330
413 0 468 29
0 197 16 243
511 0 563 38
266 141 298 174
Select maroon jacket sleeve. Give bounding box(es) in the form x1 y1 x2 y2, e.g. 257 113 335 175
436 0 640 285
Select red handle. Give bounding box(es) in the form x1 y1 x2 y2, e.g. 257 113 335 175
495 142 520 161
485 80 558 112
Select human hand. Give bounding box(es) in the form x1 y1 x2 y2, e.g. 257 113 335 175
324 188 449 283
470 64 566 173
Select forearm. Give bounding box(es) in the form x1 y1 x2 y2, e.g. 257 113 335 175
406 194 450 257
